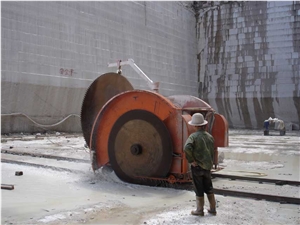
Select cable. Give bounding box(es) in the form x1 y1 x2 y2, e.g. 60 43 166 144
1 113 80 128
2 112 90 153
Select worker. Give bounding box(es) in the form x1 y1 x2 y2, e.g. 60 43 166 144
264 117 272 131
273 118 286 136
264 117 286 136
263 117 273 135
184 113 217 216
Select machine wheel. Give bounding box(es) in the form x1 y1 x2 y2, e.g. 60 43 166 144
108 109 173 185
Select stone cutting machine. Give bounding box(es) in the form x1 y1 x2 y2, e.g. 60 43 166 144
81 59 228 185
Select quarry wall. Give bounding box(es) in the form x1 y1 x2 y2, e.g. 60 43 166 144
1 1 299 133
196 1 300 129
1 1 197 133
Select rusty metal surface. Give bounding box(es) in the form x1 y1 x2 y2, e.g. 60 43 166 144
211 113 229 148
85 86 229 183
108 109 173 184
89 90 177 168
80 73 133 146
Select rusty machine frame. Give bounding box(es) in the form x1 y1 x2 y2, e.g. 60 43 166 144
81 59 228 185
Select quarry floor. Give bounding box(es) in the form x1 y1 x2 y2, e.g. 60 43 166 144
1 129 300 225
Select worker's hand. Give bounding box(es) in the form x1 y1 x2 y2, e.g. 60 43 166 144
191 161 197 167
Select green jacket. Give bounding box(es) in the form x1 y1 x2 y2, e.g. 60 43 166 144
184 130 215 170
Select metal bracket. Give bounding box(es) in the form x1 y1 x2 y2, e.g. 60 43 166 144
108 58 159 92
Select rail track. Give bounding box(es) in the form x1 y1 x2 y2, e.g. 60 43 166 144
2 150 300 205
211 173 300 186
1 149 89 163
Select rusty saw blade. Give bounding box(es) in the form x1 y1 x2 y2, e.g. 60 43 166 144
81 72 134 147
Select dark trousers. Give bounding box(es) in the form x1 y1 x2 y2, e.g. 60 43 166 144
264 121 270 131
191 165 214 197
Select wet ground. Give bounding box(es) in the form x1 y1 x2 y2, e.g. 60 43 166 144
1 129 300 225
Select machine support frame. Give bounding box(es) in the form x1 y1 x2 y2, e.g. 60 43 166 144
108 58 159 92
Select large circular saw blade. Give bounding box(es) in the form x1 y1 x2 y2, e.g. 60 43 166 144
81 73 134 146
108 109 173 185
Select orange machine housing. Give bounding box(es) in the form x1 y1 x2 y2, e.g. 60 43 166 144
89 89 228 184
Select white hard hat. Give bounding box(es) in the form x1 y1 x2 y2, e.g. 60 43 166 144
188 113 208 126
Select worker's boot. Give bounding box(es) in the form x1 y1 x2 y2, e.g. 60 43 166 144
207 194 217 215
191 196 204 216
